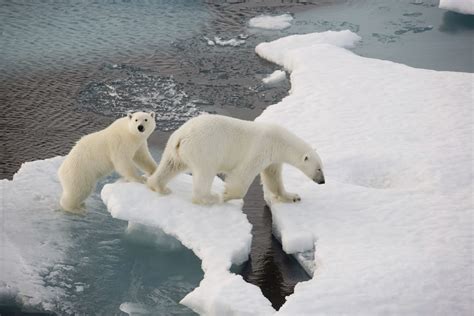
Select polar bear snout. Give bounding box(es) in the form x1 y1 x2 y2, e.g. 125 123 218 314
138 125 144 132
314 176 325 184
313 171 325 184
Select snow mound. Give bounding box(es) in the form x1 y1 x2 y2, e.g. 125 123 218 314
262 70 286 85
439 0 474 15
249 14 293 30
0 157 71 310
256 31 473 314
101 175 274 315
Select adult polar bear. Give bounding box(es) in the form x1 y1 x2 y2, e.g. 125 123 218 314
147 114 325 204
59 111 157 212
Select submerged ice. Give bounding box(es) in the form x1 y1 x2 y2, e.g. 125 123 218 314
0 156 203 315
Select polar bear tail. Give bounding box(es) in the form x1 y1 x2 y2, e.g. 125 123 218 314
148 133 188 192
166 131 188 163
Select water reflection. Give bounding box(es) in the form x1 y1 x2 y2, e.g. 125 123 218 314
240 179 309 310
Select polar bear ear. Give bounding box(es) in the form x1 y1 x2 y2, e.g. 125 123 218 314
149 111 155 119
127 113 133 120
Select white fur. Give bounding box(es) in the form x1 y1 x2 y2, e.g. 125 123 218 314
58 111 157 212
147 114 324 205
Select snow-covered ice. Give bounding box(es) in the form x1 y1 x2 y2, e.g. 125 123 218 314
255 31 473 314
0 157 71 310
101 175 275 315
262 70 286 85
249 14 293 30
256 30 361 69
439 0 474 15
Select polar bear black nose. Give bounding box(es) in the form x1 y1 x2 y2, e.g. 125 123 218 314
138 125 144 132
314 175 325 184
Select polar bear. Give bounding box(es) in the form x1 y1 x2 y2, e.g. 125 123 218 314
58 111 157 212
147 114 325 204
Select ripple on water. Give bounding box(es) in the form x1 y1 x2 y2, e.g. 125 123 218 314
78 64 204 131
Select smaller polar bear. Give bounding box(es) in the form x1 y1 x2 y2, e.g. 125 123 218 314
58 111 157 212
147 114 325 204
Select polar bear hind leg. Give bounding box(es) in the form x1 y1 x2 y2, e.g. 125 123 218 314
59 177 95 213
191 168 220 205
261 163 301 203
147 152 187 195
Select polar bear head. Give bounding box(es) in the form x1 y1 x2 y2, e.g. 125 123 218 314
299 150 325 185
127 111 156 138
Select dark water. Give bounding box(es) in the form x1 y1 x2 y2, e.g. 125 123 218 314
241 180 309 309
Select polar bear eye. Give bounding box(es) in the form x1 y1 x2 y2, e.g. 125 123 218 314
135 119 138 122
304 156 309 161
145 119 148 122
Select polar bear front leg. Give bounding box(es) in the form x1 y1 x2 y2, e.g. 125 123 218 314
133 143 158 176
191 169 220 205
261 163 301 203
112 155 143 183
223 171 254 202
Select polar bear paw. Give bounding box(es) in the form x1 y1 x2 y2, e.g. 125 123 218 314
124 176 145 184
146 181 172 195
157 186 172 195
192 193 221 205
275 192 301 203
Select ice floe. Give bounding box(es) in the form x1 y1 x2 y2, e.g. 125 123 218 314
101 175 275 315
249 14 293 30
0 157 71 310
262 70 286 85
256 31 473 314
439 0 474 15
